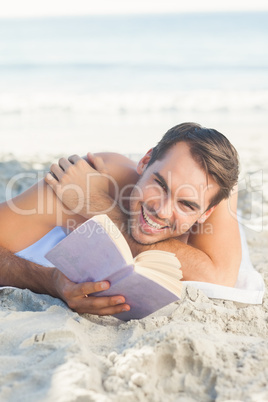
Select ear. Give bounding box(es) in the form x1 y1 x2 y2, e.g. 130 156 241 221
136 148 153 175
197 205 216 224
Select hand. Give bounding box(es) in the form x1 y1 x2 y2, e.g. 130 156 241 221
52 268 130 315
45 154 114 218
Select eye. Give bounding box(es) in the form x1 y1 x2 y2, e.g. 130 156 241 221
154 179 167 192
179 201 194 211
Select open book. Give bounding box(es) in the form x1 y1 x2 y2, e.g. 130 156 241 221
45 214 183 321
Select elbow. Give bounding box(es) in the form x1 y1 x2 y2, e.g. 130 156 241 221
204 263 240 287
182 260 240 287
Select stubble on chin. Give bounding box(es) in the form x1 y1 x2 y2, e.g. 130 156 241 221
129 225 173 246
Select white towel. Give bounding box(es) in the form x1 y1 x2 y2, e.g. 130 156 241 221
184 224 265 304
15 226 67 267
14 224 265 305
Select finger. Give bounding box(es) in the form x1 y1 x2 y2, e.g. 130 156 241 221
68 292 129 314
68 154 81 164
81 295 127 310
50 163 65 181
74 302 130 315
73 281 127 308
45 171 58 183
44 173 64 198
85 153 99 173
87 153 107 174
93 157 107 174
75 294 130 315
45 171 62 186
86 152 94 165
90 303 131 316
58 157 72 171
98 303 130 316
71 280 111 297
86 153 99 169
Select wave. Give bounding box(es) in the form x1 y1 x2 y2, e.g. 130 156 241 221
1 90 268 116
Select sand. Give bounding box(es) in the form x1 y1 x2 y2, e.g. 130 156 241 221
0 145 267 402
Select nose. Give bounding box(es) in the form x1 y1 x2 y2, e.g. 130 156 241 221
155 195 174 221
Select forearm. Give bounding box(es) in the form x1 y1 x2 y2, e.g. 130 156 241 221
0 245 59 297
130 234 238 286
0 245 131 315
130 238 221 284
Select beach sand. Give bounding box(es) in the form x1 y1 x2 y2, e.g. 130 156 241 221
0 145 267 402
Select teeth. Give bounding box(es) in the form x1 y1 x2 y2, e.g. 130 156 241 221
142 208 166 230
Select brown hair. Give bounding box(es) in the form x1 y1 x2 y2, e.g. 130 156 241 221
147 122 239 210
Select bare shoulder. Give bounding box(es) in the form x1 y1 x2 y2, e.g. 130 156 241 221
188 189 242 286
92 152 139 189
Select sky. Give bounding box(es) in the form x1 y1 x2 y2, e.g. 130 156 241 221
0 0 268 18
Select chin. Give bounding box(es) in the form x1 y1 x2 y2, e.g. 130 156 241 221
130 227 167 245
130 230 152 245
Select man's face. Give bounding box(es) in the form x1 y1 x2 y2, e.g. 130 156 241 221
128 142 219 244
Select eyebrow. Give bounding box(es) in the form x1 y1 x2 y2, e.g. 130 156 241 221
153 171 201 210
154 172 170 191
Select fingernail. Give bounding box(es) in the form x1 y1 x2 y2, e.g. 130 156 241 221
115 298 123 305
122 307 130 312
100 282 109 290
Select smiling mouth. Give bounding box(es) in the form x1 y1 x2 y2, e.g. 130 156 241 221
141 206 169 230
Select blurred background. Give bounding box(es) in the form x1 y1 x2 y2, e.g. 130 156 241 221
0 0 267 159
0 0 267 230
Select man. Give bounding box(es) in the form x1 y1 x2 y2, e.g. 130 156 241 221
0 122 242 315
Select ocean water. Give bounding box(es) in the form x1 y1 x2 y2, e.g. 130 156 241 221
0 12 268 156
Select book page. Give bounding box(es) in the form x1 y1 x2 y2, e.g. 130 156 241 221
134 250 180 265
136 262 183 279
134 250 182 275
134 250 183 296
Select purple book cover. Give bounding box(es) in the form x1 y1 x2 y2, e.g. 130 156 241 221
45 219 128 283
45 218 180 321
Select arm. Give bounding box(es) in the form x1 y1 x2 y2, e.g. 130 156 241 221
0 153 132 314
0 151 136 252
186 189 241 285
0 245 129 314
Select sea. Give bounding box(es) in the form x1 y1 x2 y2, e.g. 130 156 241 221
0 12 268 157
